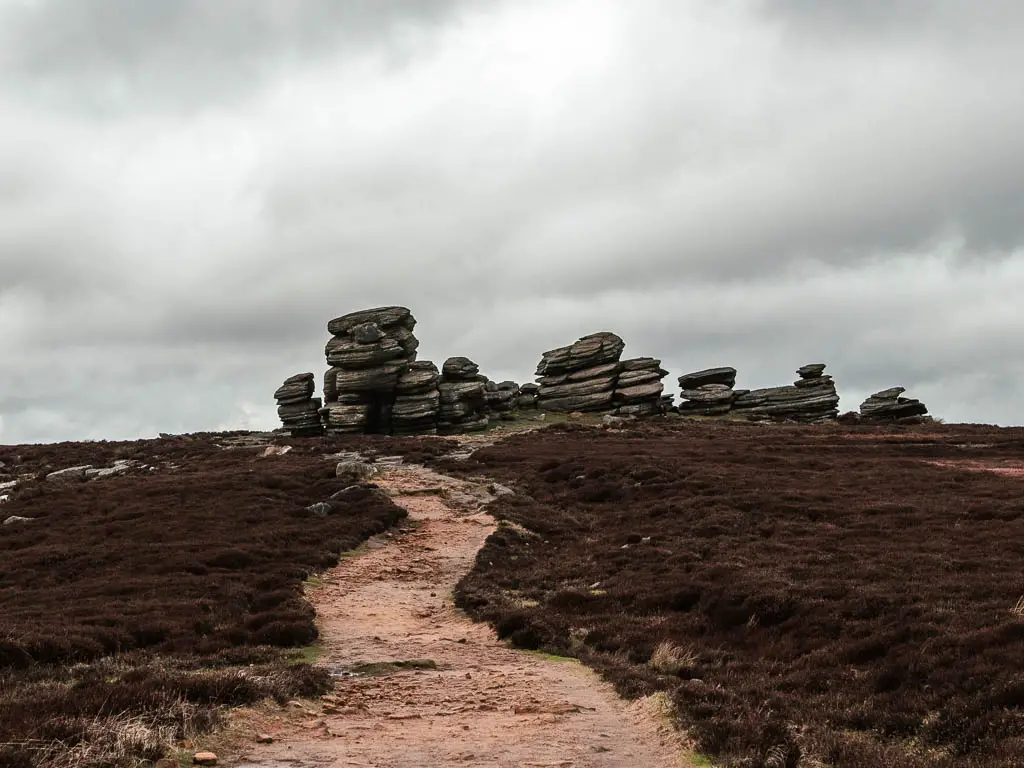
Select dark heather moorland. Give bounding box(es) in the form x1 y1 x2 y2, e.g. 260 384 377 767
0 432 453 768
445 420 1024 767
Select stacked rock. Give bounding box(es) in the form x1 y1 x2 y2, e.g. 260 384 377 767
321 306 420 435
517 383 540 410
274 373 323 436
677 367 739 416
535 332 625 412
438 357 489 435
613 358 669 416
484 380 521 421
859 387 929 421
391 361 442 435
732 363 840 422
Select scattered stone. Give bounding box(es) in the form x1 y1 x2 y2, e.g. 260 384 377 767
0 480 18 493
336 461 378 483
193 753 218 766
517 383 540 410
84 460 137 480
3 516 34 525
602 414 635 427
860 387 930 421
45 465 93 483
256 733 274 744
261 445 292 458
275 373 323 437
305 502 334 518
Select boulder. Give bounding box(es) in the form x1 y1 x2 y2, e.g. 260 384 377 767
442 356 480 380
678 367 737 390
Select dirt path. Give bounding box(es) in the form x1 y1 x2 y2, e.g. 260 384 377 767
229 461 687 768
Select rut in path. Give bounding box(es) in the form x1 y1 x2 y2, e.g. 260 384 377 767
232 462 688 768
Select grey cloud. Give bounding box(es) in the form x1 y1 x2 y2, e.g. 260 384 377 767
3 0 1024 444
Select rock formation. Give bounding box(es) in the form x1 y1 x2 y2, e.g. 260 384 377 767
517 383 540 410
535 333 625 412
438 357 489 434
613 358 669 416
321 307 421 435
677 367 738 416
391 361 442 435
274 373 323 436
859 387 929 421
732 363 840 422
484 380 521 421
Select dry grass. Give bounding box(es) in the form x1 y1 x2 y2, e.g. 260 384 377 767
647 641 698 676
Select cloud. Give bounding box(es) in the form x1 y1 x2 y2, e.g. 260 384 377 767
1 0 1023 443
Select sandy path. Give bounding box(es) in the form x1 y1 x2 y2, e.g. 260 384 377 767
231 462 686 768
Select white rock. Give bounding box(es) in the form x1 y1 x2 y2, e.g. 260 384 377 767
46 465 93 482
3 515 34 525
0 480 18 493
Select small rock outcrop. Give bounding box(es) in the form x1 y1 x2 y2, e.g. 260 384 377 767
859 387 929 421
732 363 840 422
484 380 521 421
438 357 489 435
321 307 420 435
391 361 442 435
677 367 738 416
274 373 323 437
613 358 669 416
535 332 625 412
517 383 540 410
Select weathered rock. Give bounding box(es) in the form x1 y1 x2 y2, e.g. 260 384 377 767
332 362 406 392
797 363 827 379
336 461 379 483
305 502 334 518
396 362 441 394
274 372 315 404
537 391 615 412
350 321 385 344
327 306 414 336
442 356 480 380
680 384 736 405
3 516 34 525
193 753 218 767
325 337 405 369
611 357 666 416
539 374 619 400
678 367 737 390
275 373 324 437
321 403 372 433
860 387 929 421
46 465 93 482
536 332 625 377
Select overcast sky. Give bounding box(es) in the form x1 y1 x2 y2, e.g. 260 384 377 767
2 0 1023 443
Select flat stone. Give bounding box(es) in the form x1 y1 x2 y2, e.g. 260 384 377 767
539 374 618 400
797 363 827 379
325 337 406 369
3 516 34 525
193 753 218 766
678 367 737 390
327 306 414 336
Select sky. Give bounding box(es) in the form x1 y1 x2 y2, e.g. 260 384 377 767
2 0 1023 443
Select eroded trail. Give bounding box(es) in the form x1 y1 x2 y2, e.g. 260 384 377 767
232 463 685 768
